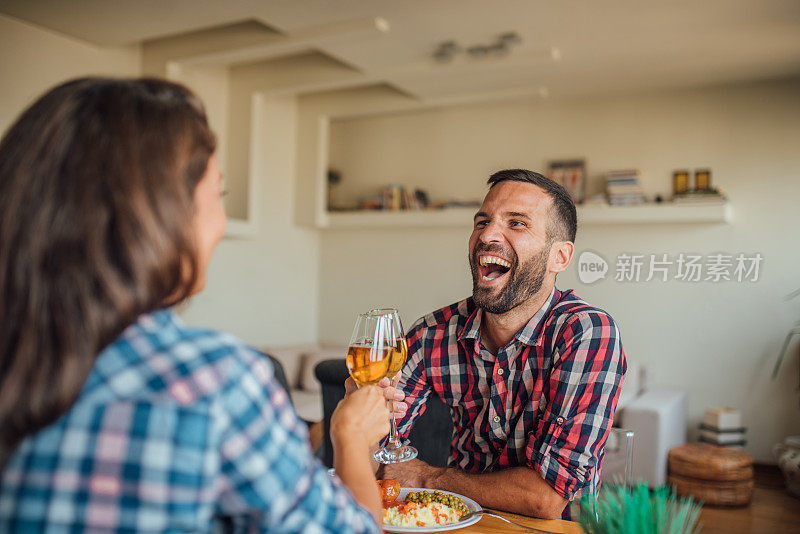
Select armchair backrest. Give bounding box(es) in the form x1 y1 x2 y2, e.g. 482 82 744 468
314 358 454 468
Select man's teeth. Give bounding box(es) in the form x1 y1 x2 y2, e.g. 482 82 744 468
479 256 511 268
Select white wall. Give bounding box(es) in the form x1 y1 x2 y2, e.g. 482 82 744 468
319 78 800 462
0 14 140 133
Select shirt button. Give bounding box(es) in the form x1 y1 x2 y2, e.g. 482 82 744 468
493 416 501 423
556 417 565 426
497 368 504 376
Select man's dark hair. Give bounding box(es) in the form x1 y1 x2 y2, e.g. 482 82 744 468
487 169 577 242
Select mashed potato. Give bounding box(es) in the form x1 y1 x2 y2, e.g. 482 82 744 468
383 501 463 527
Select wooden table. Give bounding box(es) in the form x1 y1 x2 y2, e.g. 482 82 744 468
458 509 583 533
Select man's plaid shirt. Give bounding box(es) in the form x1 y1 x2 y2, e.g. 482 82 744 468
0 310 378 533
396 288 626 504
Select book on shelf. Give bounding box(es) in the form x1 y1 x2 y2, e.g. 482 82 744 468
605 184 643 194
605 169 646 205
607 194 646 206
605 169 641 177
375 184 424 211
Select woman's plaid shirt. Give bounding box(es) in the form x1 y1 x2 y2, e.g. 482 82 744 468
396 288 626 502
0 310 378 533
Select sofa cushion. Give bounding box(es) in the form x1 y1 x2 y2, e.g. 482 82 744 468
300 344 348 392
291 389 323 422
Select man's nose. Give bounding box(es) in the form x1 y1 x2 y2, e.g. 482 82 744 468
478 219 503 244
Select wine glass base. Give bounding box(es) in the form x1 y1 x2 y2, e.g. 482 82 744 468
374 444 418 464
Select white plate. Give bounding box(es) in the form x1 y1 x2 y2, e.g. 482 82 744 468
383 487 482 533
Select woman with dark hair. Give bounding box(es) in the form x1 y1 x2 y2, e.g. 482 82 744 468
0 78 388 532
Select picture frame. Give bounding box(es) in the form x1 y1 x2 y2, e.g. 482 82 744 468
673 169 690 195
547 159 586 204
694 168 712 191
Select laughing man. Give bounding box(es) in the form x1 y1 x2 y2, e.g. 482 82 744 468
365 169 626 519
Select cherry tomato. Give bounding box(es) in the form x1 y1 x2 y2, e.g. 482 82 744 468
377 479 400 503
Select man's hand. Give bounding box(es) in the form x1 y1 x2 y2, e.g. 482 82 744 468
345 375 408 419
381 458 444 488
382 463 569 520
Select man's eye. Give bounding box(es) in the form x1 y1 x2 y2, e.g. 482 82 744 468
475 220 488 228
509 220 526 227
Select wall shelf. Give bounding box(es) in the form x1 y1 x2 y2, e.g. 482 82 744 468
317 203 732 230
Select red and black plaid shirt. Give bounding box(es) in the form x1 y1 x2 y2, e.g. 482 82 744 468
397 288 625 504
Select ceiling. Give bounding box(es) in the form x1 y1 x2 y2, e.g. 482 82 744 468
2 0 799 101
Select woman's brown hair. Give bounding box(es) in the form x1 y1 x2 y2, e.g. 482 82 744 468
0 78 216 468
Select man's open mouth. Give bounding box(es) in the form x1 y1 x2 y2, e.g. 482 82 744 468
477 255 512 282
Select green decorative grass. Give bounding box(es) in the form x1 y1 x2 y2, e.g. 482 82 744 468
577 483 702 534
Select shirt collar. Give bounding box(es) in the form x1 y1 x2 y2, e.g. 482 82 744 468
123 307 182 338
514 287 558 346
458 305 483 343
458 287 559 349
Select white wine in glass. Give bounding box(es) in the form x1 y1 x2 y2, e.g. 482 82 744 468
387 337 408 377
345 343 392 386
346 311 393 388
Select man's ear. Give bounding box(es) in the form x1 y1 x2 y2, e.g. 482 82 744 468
550 240 575 274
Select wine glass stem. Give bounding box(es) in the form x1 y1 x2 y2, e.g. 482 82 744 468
388 374 400 446
388 400 400 446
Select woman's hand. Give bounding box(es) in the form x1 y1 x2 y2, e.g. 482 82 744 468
331 385 391 447
344 376 408 419
330 385 391 524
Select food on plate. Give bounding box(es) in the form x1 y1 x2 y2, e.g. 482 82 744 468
383 500 463 527
378 479 401 503
407 490 470 515
382 489 470 527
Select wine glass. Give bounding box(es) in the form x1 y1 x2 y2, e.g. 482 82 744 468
346 311 392 387
367 308 417 464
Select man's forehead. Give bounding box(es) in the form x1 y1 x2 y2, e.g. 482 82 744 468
479 181 552 215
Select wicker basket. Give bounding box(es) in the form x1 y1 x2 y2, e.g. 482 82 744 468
668 473 754 506
668 443 754 506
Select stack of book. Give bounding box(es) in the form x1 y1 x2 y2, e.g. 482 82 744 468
698 407 746 449
605 170 646 205
358 184 427 211
381 184 425 211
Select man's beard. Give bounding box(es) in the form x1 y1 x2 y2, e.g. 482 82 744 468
470 244 549 315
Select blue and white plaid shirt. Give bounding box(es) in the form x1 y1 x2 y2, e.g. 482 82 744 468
0 310 379 533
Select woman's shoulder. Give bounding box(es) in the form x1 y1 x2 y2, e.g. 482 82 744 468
88 309 276 406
